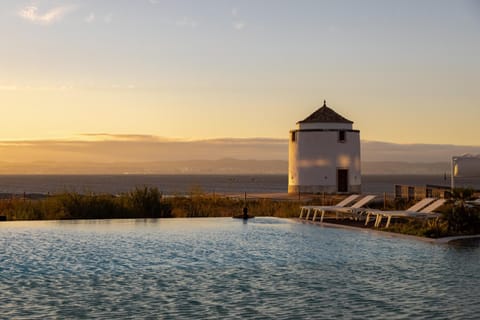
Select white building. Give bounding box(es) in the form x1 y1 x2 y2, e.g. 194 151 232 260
288 101 361 194
451 154 480 189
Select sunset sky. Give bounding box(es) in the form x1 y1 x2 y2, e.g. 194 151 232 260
1 0 479 146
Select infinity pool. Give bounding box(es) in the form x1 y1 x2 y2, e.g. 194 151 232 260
0 218 479 319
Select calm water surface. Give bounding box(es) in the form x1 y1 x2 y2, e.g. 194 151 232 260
2 174 478 196
1 218 479 319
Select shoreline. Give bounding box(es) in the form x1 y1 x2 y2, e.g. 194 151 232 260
293 218 480 244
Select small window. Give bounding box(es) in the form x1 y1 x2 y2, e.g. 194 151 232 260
291 131 296 142
338 131 346 142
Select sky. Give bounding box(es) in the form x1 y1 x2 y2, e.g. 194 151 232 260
1 0 479 147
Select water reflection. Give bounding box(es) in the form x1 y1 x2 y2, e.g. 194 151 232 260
0 218 479 319
449 237 480 249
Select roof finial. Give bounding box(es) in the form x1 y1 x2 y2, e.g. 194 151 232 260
323 100 327 107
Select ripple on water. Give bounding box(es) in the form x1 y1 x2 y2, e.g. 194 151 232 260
0 218 479 319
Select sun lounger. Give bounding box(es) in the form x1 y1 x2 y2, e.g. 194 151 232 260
364 198 436 227
366 198 446 228
299 194 359 219
419 199 446 215
466 199 480 207
308 195 376 222
329 195 377 219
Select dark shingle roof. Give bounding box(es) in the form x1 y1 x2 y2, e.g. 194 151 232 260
298 101 353 124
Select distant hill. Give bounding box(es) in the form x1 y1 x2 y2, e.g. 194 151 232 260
362 161 450 175
0 160 452 175
0 159 287 175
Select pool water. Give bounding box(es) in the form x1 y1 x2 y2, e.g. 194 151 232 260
0 218 479 319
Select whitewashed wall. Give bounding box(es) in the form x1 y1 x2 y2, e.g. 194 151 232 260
288 129 361 194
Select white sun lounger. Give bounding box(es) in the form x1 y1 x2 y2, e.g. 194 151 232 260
419 199 447 215
367 198 446 228
364 197 436 226
299 194 360 220
309 195 376 222
329 195 377 219
466 199 480 207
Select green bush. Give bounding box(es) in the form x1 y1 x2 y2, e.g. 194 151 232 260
127 187 172 218
444 205 480 235
443 188 480 235
57 193 127 219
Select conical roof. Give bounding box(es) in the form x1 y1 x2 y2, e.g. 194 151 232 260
298 101 353 124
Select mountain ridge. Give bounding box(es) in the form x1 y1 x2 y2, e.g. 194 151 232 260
0 160 451 175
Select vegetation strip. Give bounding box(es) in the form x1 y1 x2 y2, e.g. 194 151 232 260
1 187 478 240
295 219 480 244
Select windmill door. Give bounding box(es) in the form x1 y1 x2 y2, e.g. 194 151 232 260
337 169 349 193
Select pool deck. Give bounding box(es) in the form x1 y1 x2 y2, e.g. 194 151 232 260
293 218 480 244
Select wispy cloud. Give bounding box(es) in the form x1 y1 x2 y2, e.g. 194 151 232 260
0 136 479 171
0 135 288 164
18 4 76 25
85 12 95 24
79 133 164 142
362 141 480 162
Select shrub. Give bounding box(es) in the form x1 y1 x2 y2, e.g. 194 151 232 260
443 188 480 235
127 187 172 218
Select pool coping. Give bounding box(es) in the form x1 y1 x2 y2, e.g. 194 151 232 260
292 218 480 244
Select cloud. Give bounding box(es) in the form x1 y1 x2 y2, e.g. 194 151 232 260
78 133 165 142
232 8 238 16
362 141 480 162
18 5 75 25
0 135 478 166
148 0 160 4
0 135 287 163
85 12 95 23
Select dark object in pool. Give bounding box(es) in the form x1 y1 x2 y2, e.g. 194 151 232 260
233 214 255 219
233 207 255 219
0 216 6 221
